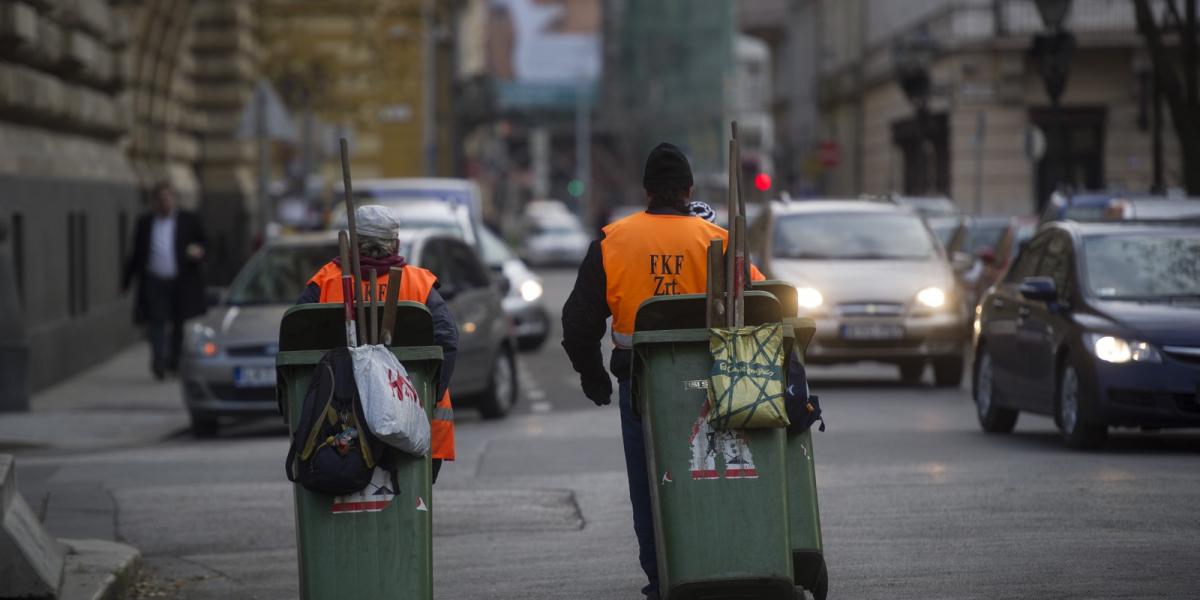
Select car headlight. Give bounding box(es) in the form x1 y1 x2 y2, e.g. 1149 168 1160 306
915 286 947 309
189 324 218 357
796 286 823 310
1087 334 1161 364
519 279 544 302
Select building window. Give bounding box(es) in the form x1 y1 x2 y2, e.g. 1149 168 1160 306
66 211 89 316
11 213 23 306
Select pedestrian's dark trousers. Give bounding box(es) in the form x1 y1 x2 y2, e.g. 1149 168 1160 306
144 275 184 372
619 377 659 594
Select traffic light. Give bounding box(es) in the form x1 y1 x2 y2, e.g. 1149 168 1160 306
754 173 772 192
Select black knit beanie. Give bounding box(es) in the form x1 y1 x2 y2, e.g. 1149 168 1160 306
642 142 694 192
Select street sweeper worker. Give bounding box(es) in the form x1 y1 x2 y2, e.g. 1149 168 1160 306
560 143 764 599
297 205 458 479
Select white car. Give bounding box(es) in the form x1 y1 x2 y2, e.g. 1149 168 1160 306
520 215 592 267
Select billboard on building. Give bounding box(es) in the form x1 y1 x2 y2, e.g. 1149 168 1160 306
487 0 601 109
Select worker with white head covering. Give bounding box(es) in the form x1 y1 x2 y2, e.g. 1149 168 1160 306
297 205 459 479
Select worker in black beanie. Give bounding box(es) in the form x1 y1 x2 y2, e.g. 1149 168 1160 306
561 141 762 599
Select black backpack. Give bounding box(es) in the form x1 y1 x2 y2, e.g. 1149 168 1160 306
784 349 825 434
285 347 393 496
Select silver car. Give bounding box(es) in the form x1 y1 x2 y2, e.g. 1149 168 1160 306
750 200 968 386
180 231 517 436
520 214 591 267
479 228 550 351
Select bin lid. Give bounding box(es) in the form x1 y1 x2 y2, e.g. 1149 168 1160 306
751 280 798 318
278 303 434 352
632 291 782 345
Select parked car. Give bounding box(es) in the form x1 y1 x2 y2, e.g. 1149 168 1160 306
180 231 518 436
750 200 968 385
520 214 591 267
927 215 963 247
1040 191 1200 225
974 215 1038 300
972 221 1200 449
339 177 485 224
479 227 550 351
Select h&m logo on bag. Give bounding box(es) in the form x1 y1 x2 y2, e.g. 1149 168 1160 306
387 369 421 407
650 254 684 296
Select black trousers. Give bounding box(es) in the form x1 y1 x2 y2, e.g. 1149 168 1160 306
144 276 184 372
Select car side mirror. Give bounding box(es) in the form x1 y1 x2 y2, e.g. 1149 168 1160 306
1018 276 1057 303
492 273 511 295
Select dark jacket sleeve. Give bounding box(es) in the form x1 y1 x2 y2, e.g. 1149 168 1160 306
295 282 321 305
425 287 458 399
561 238 611 384
122 215 148 291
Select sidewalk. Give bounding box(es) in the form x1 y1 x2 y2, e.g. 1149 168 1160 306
0 343 189 451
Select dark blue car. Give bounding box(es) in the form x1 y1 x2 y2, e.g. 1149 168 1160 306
972 221 1200 449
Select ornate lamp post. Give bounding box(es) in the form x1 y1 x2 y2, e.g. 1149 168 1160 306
1030 0 1074 204
893 28 939 194
1031 0 1075 106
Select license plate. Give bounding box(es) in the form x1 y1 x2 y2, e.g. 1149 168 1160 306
840 323 905 341
233 366 276 388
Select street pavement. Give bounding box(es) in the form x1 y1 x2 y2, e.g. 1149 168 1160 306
8 267 1200 599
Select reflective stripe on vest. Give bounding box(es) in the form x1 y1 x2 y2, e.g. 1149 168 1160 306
431 390 455 461
307 262 437 305
600 212 764 347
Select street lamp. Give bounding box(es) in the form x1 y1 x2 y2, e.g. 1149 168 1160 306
893 28 939 194
1030 0 1074 208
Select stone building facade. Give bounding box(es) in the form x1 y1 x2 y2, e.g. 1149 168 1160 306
0 0 258 392
748 0 1184 216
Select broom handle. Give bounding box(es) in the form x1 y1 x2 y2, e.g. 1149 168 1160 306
340 138 367 345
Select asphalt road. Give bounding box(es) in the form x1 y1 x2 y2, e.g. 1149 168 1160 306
14 266 1200 599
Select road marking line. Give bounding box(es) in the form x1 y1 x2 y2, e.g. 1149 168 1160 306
531 401 552 414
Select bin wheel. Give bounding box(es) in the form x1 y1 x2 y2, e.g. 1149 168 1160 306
478 347 518 420
810 561 828 600
190 413 219 438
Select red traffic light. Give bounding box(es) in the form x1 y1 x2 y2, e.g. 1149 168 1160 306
754 172 772 192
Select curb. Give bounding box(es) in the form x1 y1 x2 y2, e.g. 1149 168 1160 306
58 538 141 600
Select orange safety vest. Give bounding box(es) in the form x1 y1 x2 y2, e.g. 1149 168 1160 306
307 261 456 461
600 212 764 348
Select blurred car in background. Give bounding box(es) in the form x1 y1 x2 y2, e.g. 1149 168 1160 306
521 213 591 267
887 195 960 219
479 227 550 351
927 215 962 247
972 221 1200 449
751 200 968 385
1040 191 1200 225
181 230 518 436
944 217 1017 310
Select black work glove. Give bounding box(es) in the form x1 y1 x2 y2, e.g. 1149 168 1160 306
581 371 612 406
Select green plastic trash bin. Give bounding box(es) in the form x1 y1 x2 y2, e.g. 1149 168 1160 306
276 303 441 600
752 281 828 599
632 292 794 599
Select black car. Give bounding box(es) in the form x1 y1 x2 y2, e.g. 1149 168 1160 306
972 221 1200 449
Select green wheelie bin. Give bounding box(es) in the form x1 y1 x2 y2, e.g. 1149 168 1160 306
276 303 441 600
631 292 794 599
752 281 828 600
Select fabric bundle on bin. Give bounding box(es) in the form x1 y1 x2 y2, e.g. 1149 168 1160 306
350 344 431 457
707 323 790 429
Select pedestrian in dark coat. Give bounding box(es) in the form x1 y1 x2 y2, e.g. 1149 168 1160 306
122 182 209 379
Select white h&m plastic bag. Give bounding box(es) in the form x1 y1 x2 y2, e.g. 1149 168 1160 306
349 344 430 457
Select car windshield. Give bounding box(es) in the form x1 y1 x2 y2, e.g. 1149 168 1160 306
1063 205 1109 221
773 212 937 260
964 222 1009 254
226 243 338 306
1082 232 1200 300
478 228 512 267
